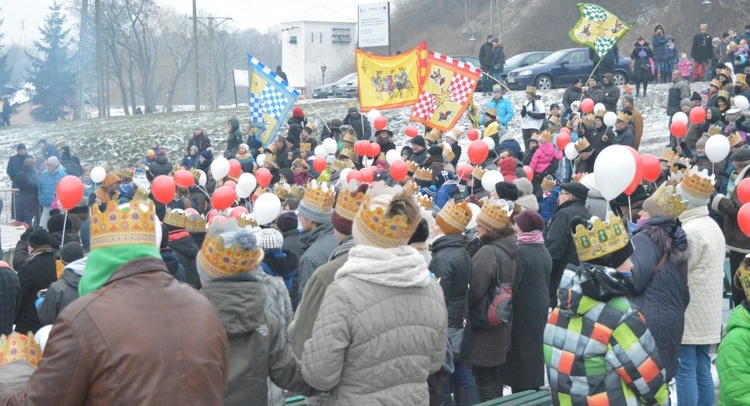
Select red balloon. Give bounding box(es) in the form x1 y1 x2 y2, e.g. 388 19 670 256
738 178 750 204
211 186 236 210
670 121 688 138
374 116 387 131
468 140 489 165
185 208 199 215
689 106 707 125
405 125 418 138
228 159 242 178
360 167 374 183
556 132 571 150
390 161 408 182
523 165 533 181
230 206 249 219
624 147 643 196
467 129 480 141
224 180 237 191
207 209 219 224
739 203 750 237
347 170 363 183
56 175 84 211
558 127 571 135
640 153 661 183
174 170 195 188
457 164 474 180
151 175 176 205
313 156 326 172
368 143 381 158
354 140 370 156
581 98 594 114
255 168 272 188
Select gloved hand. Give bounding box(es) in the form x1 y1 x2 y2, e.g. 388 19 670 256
711 193 726 212
521 106 527 118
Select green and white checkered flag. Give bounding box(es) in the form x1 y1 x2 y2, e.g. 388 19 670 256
569 3 631 58
582 4 608 22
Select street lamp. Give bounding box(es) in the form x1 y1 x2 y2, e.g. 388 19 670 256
321 63 327 85
469 34 478 54
702 0 712 26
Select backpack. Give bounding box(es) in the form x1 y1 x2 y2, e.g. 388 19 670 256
470 245 513 329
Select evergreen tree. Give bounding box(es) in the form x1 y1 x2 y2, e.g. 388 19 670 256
0 9 10 89
27 2 76 122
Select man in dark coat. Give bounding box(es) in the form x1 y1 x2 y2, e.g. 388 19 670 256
165 212 202 290
14 228 57 333
589 116 614 152
0 263 20 335
589 45 619 80
36 139 59 160
37 243 85 326
1 96 11 126
544 182 591 307
287 107 307 142
601 73 620 112
7 144 30 185
342 106 372 141
691 23 713 81
225 116 244 159
478 35 495 94
613 113 635 147
275 65 289 83
146 150 173 181
186 128 211 154
409 136 429 165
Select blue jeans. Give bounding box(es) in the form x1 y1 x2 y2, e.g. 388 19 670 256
676 344 715 406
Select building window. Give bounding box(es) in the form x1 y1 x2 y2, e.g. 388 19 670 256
332 28 351 44
289 36 297 44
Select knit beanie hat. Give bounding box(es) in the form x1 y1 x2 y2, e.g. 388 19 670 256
47 213 70 233
623 94 634 106
696 134 710 149
681 98 691 107
276 211 299 233
46 156 59 168
200 150 213 160
60 242 85 265
512 178 533 197
428 145 442 156
256 228 284 250
514 210 545 233
29 229 51 248
292 107 304 118
494 182 519 201
411 136 426 148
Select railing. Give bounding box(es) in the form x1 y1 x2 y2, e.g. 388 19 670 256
0 189 18 225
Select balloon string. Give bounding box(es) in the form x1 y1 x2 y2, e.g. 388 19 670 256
61 212 68 247
628 195 632 223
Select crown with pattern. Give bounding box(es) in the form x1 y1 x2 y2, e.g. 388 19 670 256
406 160 420 174
403 179 419 195
572 172 588 183
718 89 730 101
616 112 630 122
729 132 745 147
648 183 688 218
273 181 291 200
90 200 157 250
737 73 747 84
472 165 485 180
680 166 716 199
338 147 355 160
197 218 264 279
300 142 311 154
525 85 536 95
710 78 722 89
354 183 419 248
541 175 556 191
443 146 455 163
572 212 630 263
574 138 591 153
436 199 473 234
720 67 733 78
425 128 442 143
334 180 368 222
300 180 335 212
186 213 207 233
539 130 553 143
164 209 188 229
414 167 433 182
416 193 434 210
659 148 677 162
583 113 597 126
0 332 41 368
707 125 723 136
477 199 513 230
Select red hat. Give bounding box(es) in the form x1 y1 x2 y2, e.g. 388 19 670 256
292 107 304 118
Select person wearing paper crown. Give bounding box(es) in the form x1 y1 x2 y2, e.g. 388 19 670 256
480 84 513 127
0 201 231 404
544 213 669 406
301 183 447 405
465 199 517 401
717 254 750 405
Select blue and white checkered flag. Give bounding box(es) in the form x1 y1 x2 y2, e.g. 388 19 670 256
247 54 300 147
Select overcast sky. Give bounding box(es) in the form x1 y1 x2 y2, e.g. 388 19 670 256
2 0 369 47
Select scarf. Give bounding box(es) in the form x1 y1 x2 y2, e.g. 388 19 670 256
79 245 161 296
25 246 53 266
235 152 253 161
517 230 544 244
335 245 431 288
168 229 191 242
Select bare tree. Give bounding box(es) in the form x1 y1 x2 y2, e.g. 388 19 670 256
157 10 193 112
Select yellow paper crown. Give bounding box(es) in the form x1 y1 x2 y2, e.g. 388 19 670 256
346 100 358 109
338 147 355 160
0 332 41 368
572 172 588 183
273 184 290 200
650 183 689 218
573 212 630 263
539 130 553 143
721 67 733 78
436 199 472 234
477 199 512 230
236 213 258 229
425 128 441 143
583 113 597 126
300 142 311 153
595 107 606 117
729 132 744 147
301 180 335 213
574 138 591 153
718 89 730 100
90 201 157 250
680 166 716 200
406 160 419 174
264 152 279 168
736 73 746 84
417 193 434 210
186 213 207 233
541 175 556 191
190 168 203 180
442 146 455 163
403 180 419 195
530 131 541 141
736 257 750 301
473 166 486 180
355 185 418 248
616 112 630 122
659 148 677 162
164 209 188 229
414 167 433 182
708 126 723 136
198 218 263 279
526 85 536 95
549 115 561 126
710 78 722 89
334 181 368 222
343 132 358 143
113 167 134 182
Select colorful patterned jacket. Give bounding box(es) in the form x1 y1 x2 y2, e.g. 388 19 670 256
544 265 668 406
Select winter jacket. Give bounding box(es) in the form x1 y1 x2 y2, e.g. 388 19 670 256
629 217 690 380
631 43 654 82
631 107 645 150
200 274 313 405
677 59 692 77
226 117 244 158
343 112 372 141
529 142 562 175
168 232 201 289
478 42 494 72
148 155 173 180
6 153 31 184
468 234 518 367
540 188 560 224
679 205 726 345
448 142 461 168
37 258 85 326
37 165 66 207
60 153 83 178
544 199 591 305
187 134 211 153
652 33 667 61
0 267 20 336
301 245 447 405
14 168 38 197
480 97 513 127
717 302 750 406
180 154 199 170
590 124 614 152
545 265 669 406
435 181 459 209
502 239 551 391
601 73 620 112
410 148 429 166
663 38 679 62
422 155 444 185
261 248 298 291
491 44 505 72
297 221 337 301
692 32 713 63
160 248 186 283
613 126 635 147
714 164 750 253
584 84 605 105
429 234 471 329
14 247 56 334
0 257 230 405
583 188 608 220
667 82 691 118
521 98 545 131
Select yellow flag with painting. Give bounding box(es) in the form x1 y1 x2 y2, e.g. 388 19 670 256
569 3 631 57
356 42 427 112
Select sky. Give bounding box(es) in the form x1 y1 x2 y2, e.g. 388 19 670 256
2 0 370 47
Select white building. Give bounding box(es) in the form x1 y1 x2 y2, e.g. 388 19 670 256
280 6 357 94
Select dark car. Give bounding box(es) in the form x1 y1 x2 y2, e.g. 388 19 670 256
506 47 632 90
312 73 356 99
501 51 553 80
331 74 358 98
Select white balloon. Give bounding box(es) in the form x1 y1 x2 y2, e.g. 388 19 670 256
197 170 207 187
735 95 750 109
236 186 252 199
594 145 636 201
91 166 106 183
210 157 230 180
254 193 282 225
603 111 618 127
672 111 689 125
367 108 381 123
35 325 53 353
385 149 402 165
340 168 353 185
237 173 257 195
564 143 579 161
323 138 338 155
481 170 504 192
482 137 496 151
706 134 731 163
466 203 481 229
314 145 329 158
154 214 163 249
256 154 266 167
594 103 606 115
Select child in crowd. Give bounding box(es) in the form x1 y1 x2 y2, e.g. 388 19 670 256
677 54 692 80
529 131 562 177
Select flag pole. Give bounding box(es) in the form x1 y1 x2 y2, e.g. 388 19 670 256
479 72 511 92
299 98 332 134
579 58 605 103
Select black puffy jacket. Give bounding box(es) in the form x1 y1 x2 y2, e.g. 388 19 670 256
544 199 592 306
429 234 471 329
169 233 201 289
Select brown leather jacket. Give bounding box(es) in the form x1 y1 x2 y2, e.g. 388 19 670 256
0 257 230 406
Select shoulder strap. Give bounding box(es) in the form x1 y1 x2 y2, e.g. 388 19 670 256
487 244 504 285
645 251 669 288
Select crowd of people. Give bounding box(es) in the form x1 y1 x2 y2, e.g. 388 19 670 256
3 24 750 406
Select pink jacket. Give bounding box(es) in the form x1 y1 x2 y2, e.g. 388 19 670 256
529 142 562 174
677 59 691 77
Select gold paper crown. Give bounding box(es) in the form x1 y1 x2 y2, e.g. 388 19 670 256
355 185 418 248
343 132 357 143
414 167 433 182
290 185 306 199
736 73 746 84
403 180 419 195
264 152 279 169
574 138 591 153
670 157 691 171
333 159 355 171
595 107 606 117
292 158 309 171
572 172 588 183
417 194 434 210
186 213 207 233
90 201 157 250
539 130 553 143
301 180 335 213
334 181 368 221
346 100 358 109
190 168 202 181
300 142 311 153
197 218 264 279
113 167 134 182
708 125 723 136
425 128 441 143
530 132 541 141
0 332 41 368
273 183 290 200
236 213 258 229
583 113 597 126
526 85 536 95
573 212 630 263
436 199 472 234
473 166 486 180
406 160 419 174
477 199 512 230
541 175 556 191
164 209 188 228
729 132 744 147
443 146 455 163
448 128 462 139
134 186 150 202
659 148 677 162
680 166 716 199
549 115 561 126
650 183 689 218
718 89 730 100
710 78 722 89
616 112 630 122
720 67 733 78
338 147 355 160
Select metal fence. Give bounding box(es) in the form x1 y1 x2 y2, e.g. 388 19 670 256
0 189 18 225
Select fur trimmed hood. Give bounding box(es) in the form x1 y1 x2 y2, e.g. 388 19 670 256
635 217 690 267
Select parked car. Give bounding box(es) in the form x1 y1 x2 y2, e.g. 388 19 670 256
505 48 632 90
501 51 553 81
449 55 481 69
330 74 358 98
312 73 356 99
